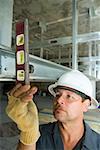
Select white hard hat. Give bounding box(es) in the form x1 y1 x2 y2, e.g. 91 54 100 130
48 70 99 109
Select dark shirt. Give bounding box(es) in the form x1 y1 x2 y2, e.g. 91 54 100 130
36 121 100 150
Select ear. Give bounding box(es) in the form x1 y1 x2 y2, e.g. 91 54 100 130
82 99 90 112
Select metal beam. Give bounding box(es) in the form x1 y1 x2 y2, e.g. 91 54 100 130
0 48 71 81
72 0 78 69
51 56 100 63
46 13 88 26
79 56 100 62
0 44 13 51
0 0 13 47
30 32 100 49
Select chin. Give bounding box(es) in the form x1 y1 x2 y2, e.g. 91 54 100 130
54 113 64 122
54 113 73 123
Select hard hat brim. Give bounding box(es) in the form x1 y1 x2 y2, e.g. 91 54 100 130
48 83 99 110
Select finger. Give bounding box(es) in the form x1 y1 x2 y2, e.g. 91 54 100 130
29 86 38 95
20 86 38 102
9 83 22 96
13 84 31 98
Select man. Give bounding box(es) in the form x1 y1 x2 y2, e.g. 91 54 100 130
6 70 100 150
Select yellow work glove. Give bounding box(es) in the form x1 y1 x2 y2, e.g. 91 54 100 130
6 84 40 145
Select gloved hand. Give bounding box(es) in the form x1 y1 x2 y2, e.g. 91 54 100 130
6 84 40 145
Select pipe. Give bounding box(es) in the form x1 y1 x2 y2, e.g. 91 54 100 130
72 0 78 69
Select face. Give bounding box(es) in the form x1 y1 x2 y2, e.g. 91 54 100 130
53 89 88 123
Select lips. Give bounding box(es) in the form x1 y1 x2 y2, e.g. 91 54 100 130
54 106 65 112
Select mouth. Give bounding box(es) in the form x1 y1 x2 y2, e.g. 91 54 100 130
54 106 64 113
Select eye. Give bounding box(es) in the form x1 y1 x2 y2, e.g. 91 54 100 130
66 94 71 99
55 93 60 97
55 92 61 99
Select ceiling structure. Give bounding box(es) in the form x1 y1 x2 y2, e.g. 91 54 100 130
12 0 100 76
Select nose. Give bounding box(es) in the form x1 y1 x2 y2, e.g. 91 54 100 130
56 95 64 105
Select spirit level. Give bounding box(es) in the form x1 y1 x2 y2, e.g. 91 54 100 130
16 19 29 85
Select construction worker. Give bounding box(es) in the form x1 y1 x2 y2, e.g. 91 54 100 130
6 70 100 150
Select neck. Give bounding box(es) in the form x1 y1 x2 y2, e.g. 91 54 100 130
58 120 84 149
59 119 84 133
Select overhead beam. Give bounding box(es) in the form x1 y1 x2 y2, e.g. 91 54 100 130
50 56 100 64
0 48 71 82
30 32 100 49
0 0 13 47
